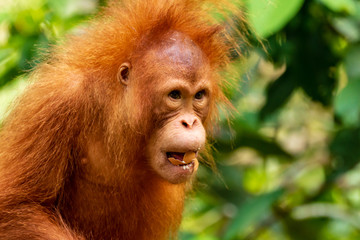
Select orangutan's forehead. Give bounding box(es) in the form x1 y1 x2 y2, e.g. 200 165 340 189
147 31 208 81
159 32 204 67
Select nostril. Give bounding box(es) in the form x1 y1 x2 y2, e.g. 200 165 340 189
182 121 189 128
181 118 197 129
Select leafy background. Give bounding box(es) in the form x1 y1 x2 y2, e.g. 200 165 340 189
1 0 360 239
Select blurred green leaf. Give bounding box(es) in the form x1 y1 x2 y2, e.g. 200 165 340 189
335 79 360 126
332 17 360 42
330 127 360 178
215 116 293 159
319 0 356 14
292 203 360 230
223 189 284 240
281 217 326 240
344 45 360 79
259 72 297 120
246 0 304 38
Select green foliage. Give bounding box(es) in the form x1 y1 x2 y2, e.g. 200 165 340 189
2 0 360 239
0 0 96 119
223 189 284 240
246 0 304 38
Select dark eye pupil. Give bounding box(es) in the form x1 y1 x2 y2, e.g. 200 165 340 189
169 90 181 99
195 90 205 99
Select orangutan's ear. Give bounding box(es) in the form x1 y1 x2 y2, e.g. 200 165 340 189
117 62 131 85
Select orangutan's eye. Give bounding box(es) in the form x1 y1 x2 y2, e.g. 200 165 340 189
168 90 181 100
194 90 205 100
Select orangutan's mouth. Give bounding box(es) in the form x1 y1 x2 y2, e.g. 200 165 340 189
166 151 197 167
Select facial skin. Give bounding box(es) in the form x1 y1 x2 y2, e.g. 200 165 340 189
138 31 211 184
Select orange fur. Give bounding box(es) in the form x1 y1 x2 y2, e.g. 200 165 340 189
0 0 246 239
